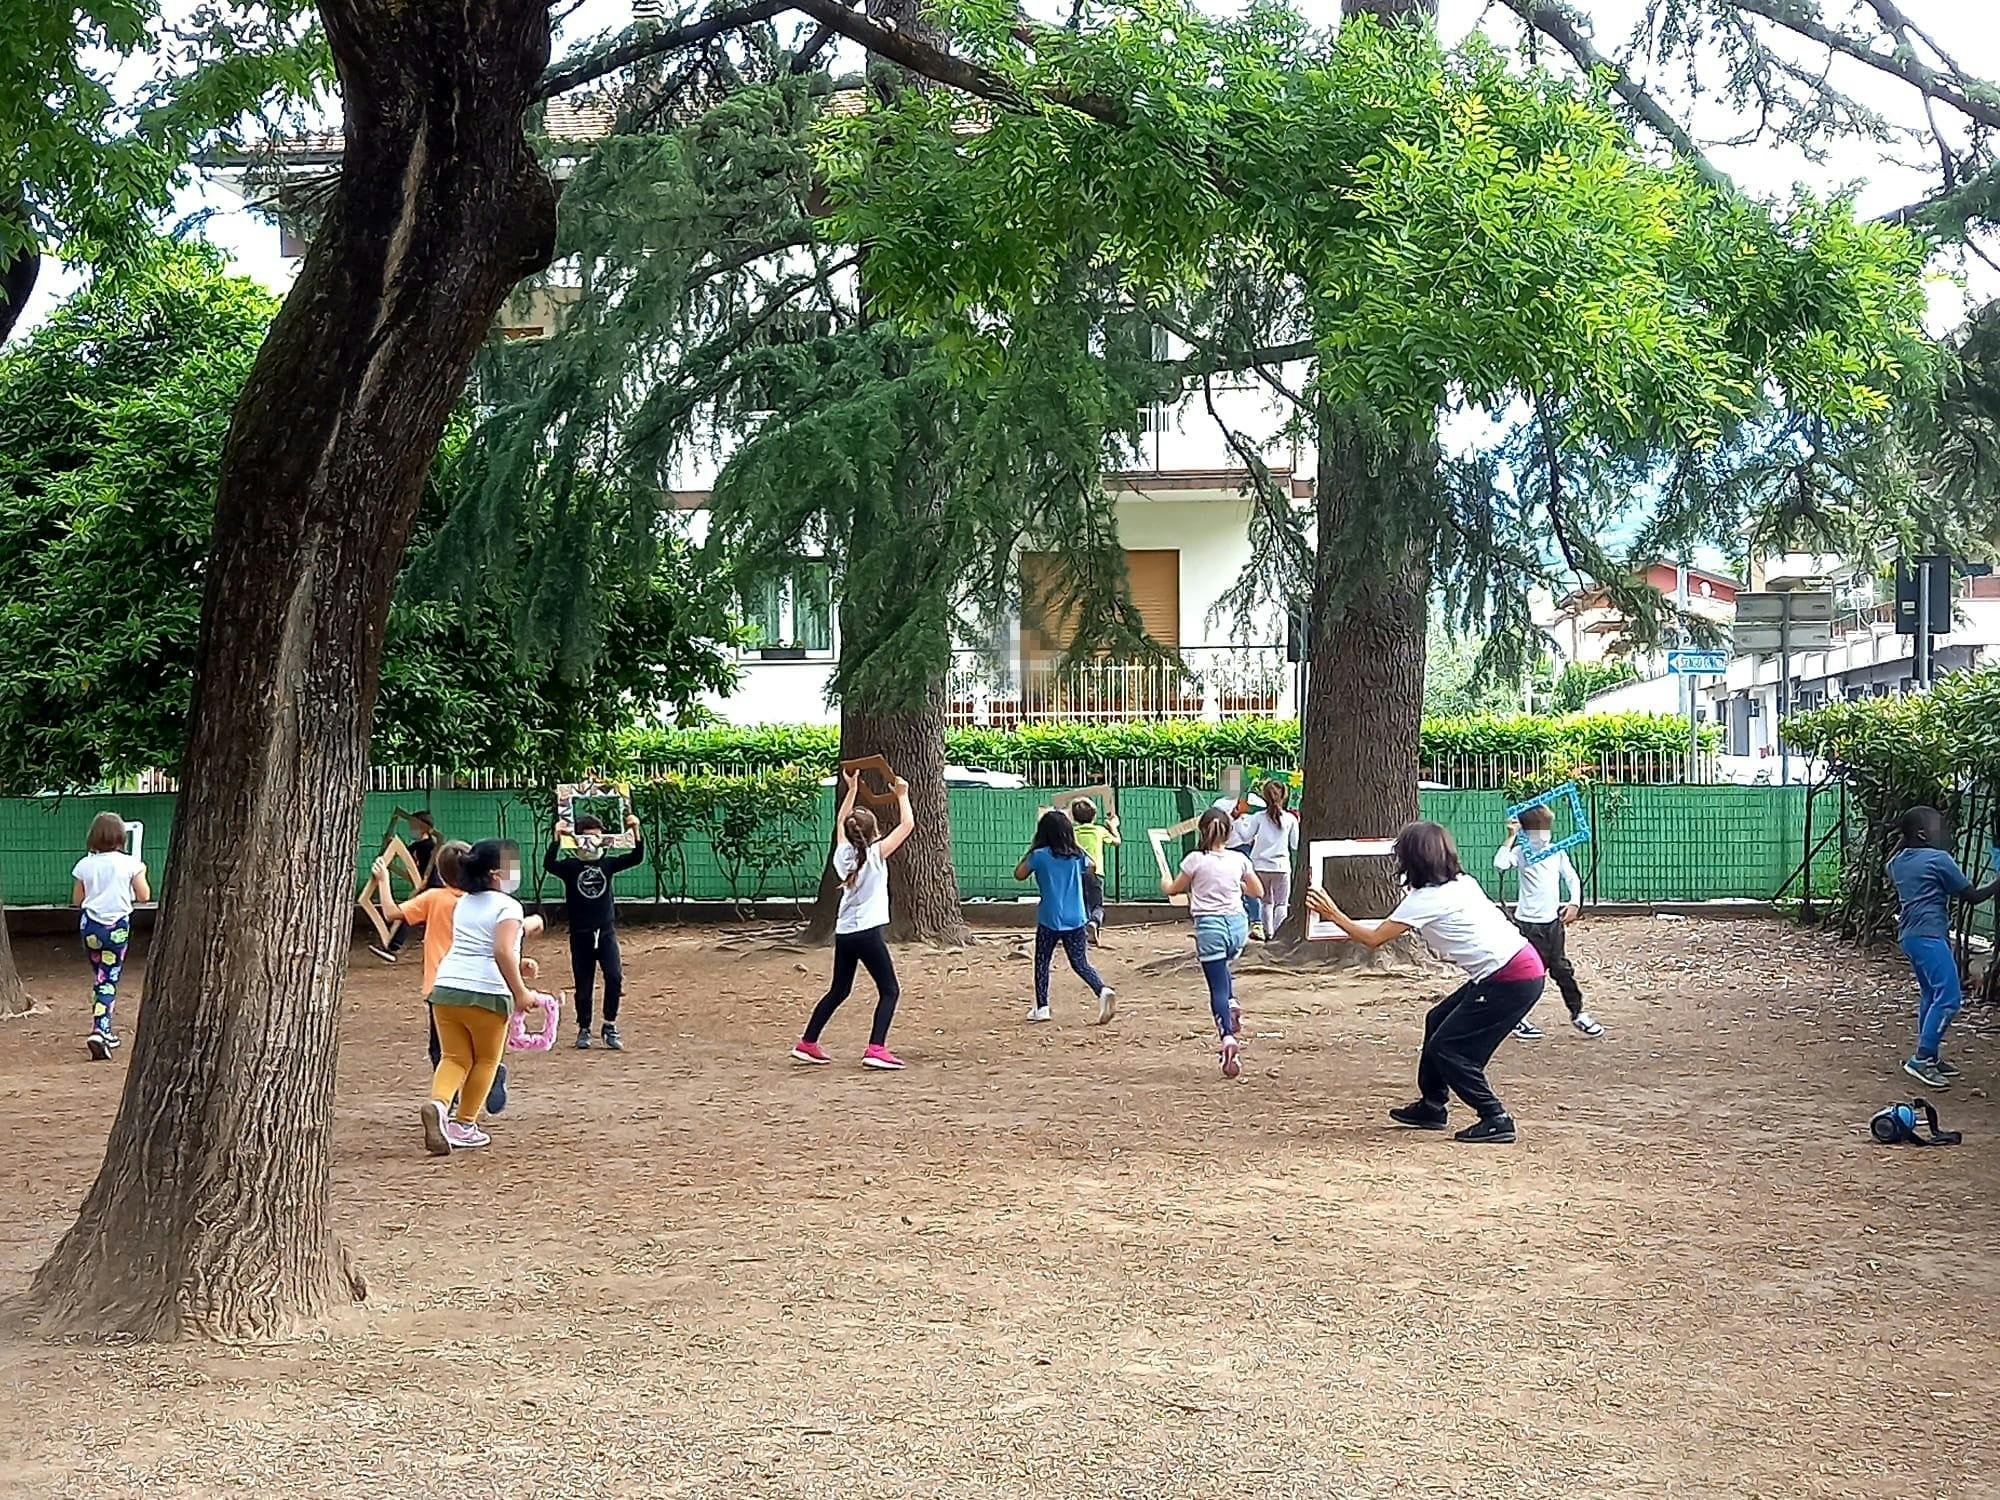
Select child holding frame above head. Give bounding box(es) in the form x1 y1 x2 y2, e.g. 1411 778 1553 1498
1306 821 1545 1144
1160 808 1263 1079
1068 796 1120 945
791 769 915 1070
1016 809 1117 1026
1494 803 1600 1039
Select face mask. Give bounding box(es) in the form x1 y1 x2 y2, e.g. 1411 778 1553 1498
1526 830 1551 848
498 870 522 894
577 834 603 861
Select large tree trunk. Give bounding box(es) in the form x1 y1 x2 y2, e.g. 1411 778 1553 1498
1293 405 1434 943
0 890 30 1017
28 0 556 1341
0 193 39 347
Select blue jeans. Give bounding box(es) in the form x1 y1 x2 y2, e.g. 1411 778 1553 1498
1902 934 1962 1063
1195 913 1249 1036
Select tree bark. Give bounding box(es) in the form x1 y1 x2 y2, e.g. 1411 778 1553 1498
1291 404 1434 948
0 891 30 1017
28 0 556 1341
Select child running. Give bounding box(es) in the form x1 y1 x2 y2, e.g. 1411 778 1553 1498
1494 804 1601 1039
71 812 149 1061
421 839 534 1155
376 840 512 1115
1069 797 1121 944
1233 780 1300 938
1016 809 1117 1026
1888 806 1999 1090
1307 821 1545 1143
1160 807 1262 1078
371 809 440 964
791 770 915 1070
545 811 646 1051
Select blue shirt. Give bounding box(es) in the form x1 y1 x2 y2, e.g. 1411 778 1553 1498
1888 847 1972 941
1027 847 1089 931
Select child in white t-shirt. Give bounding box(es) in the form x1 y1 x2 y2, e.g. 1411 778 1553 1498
791 769 915 1071
1494 803 1600 1038
1160 807 1264 1078
1307 820 1546 1144
1232 780 1301 937
71 811 150 1061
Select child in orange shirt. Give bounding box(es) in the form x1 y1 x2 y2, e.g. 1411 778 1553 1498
375 840 540 1114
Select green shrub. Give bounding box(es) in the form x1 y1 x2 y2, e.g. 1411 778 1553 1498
609 712 1714 782
1551 660 1638 712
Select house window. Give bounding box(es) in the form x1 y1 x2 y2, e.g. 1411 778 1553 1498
1020 548 1180 661
743 564 833 655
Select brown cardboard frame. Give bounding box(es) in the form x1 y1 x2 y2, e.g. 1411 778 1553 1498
356 831 424 947
839 755 904 820
1147 816 1202 907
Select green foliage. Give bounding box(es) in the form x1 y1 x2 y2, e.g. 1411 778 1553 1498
1552 660 1639 713
608 711 1711 780
627 765 823 905
1789 671 2000 940
0 0 328 266
0 239 737 793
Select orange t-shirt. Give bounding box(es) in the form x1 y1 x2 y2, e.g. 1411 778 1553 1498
399 887 463 995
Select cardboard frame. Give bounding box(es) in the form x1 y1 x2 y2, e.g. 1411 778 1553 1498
839 756 904 820
1304 838 1398 940
1038 784 1116 823
356 832 424 947
1147 817 1202 907
557 779 636 851
1503 781 1590 867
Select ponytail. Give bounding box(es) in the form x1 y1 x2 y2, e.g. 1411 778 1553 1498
842 808 880 889
1263 779 1288 826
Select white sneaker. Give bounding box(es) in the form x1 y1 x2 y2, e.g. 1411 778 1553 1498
1094 987 1117 1026
445 1121 491 1150
1027 1005 1053 1023
1572 1011 1605 1038
1220 1036 1242 1079
421 1099 452 1156
1512 1019 1544 1041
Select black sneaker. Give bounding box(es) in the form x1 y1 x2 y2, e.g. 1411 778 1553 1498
1389 1100 1449 1131
1455 1115 1517 1144
575 1029 593 1051
1937 1057 1964 1080
86 1030 112 1062
601 1025 624 1052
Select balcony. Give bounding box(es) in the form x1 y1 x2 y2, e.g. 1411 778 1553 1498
945 646 1293 727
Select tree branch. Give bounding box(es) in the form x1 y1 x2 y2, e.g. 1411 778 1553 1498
1495 0 1727 185
1723 0 2000 134
536 1 789 101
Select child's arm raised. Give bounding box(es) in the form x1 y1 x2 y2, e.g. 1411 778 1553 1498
605 814 647 872
372 856 407 922
1494 820 1521 871
877 778 918 857
1103 814 1122 847
545 824 570 873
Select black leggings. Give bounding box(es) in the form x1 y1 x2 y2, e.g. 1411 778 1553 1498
804 925 901 1047
1416 973 1545 1120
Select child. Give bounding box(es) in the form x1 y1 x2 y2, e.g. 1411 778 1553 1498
70 811 149 1061
1494 805 1601 1039
1888 806 1999 1090
1212 783 1265 936
791 770 915 1070
372 809 440 963
421 839 534 1155
1160 807 1263 1078
1233 780 1300 938
1016 809 1117 1026
1069 796 1122 944
545 810 645 1050
376 840 513 1115
1307 821 1545 1144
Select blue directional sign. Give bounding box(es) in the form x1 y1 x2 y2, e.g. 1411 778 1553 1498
1666 648 1729 676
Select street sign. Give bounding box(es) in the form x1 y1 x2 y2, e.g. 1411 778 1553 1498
1666 648 1729 675
1733 590 1833 653
1894 557 1951 636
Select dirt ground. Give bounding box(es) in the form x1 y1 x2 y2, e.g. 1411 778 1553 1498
2 914 1997 1499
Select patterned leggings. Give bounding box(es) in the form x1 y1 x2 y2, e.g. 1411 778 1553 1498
80 916 131 1034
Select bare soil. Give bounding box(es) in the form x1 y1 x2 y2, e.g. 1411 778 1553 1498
2 916 1997 1499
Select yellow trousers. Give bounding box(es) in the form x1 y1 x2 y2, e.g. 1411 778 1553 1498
430 1005 510 1125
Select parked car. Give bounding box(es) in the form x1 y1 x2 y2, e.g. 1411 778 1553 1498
819 765 1029 791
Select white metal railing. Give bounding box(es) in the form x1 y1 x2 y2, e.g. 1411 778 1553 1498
945 645 1292 727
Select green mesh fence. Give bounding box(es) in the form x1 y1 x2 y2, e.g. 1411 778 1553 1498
0 782 1837 911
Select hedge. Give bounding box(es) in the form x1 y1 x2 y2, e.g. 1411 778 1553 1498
607 712 1717 780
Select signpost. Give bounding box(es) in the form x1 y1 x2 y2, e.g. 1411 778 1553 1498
1666 648 1729 775
1733 591 1833 786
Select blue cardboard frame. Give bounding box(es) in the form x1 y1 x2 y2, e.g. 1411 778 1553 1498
1503 781 1590 867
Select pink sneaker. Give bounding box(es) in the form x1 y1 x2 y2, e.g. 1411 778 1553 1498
445 1120 490 1150
861 1044 905 1071
1220 1037 1241 1080
791 1039 831 1065
420 1099 451 1157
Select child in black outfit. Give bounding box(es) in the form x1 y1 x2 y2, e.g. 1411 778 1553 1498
546 811 645 1050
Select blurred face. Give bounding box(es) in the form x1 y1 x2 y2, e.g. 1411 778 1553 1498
1525 826 1552 847
576 832 604 861
497 857 523 894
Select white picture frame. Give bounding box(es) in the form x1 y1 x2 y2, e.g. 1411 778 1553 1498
1304 838 1398 940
